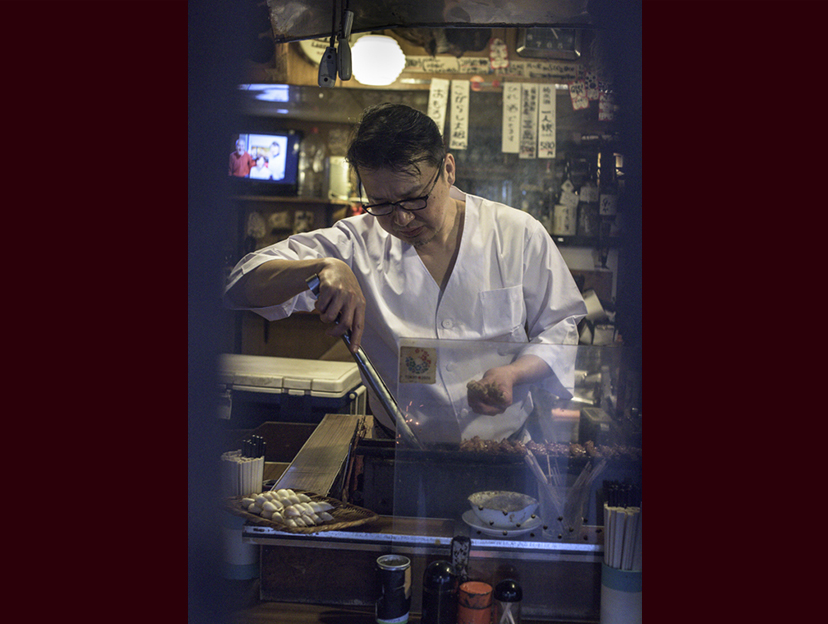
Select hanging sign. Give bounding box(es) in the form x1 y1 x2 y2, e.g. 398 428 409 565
569 80 589 110
519 83 539 159
489 37 509 70
537 83 556 159
449 80 470 150
427 78 450 136
501 82 521 153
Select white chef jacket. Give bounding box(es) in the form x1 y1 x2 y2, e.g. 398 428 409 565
224 187 587 444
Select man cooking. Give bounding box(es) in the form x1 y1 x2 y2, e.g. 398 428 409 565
223 103 586 445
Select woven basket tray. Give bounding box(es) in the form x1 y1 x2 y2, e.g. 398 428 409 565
223 490 379 534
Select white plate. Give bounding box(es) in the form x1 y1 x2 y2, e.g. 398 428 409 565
462 510 543 538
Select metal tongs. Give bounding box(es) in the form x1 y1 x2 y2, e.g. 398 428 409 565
306 274 424 450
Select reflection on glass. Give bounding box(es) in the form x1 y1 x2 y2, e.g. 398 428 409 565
391 340 641 544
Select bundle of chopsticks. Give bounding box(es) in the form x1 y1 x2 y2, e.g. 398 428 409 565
524 449 608 535
603 480 642 571
220 435 266 498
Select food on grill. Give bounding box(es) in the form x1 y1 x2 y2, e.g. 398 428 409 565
459 436 641 461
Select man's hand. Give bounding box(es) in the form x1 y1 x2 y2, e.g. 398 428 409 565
466 355 553 415
467 366 516 415
314 260 366 352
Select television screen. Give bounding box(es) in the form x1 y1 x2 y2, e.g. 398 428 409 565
228 130 302 196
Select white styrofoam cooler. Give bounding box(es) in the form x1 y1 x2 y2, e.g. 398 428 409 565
217 354 366 426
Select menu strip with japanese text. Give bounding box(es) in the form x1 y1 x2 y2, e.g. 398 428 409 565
449 80 470 150
427 78 450 136
501 82 521 153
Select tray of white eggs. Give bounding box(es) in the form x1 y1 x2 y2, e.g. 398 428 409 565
225 488 379 533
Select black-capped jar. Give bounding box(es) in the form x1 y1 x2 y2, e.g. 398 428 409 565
420 560 457 624
494 579 523 624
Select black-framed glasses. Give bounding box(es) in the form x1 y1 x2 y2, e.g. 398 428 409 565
360 159 444 216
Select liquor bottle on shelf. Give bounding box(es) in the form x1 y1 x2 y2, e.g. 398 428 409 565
598 147 619 219
298 127 328 198
577 158 600 237
553 158 578 236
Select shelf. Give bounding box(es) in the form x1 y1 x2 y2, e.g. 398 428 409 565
231 195 355 206
549 235 622 248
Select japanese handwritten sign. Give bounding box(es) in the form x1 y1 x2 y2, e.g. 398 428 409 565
569 80 589 110
501 82 521 153
427 78 450 136
519 83 539 159
537 83 556 159
449 80 469 150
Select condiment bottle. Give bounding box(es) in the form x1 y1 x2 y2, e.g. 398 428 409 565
457 581 493 624
420 560 457 624
494 579 523 624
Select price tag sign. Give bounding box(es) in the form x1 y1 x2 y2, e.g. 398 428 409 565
537 83 556 158
519 83 539 159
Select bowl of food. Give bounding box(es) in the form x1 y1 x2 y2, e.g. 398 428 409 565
467 491 539 529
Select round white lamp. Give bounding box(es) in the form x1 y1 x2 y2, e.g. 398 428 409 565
351 35 407 86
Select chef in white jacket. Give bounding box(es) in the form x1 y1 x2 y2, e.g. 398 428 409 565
224 103 586 445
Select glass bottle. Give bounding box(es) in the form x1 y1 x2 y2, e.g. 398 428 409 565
553 158 578 236
598 148 619 218
298 127 328 197
420 560 457 624
577 159 600 237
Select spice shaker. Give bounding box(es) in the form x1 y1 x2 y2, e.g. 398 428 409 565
494 579 523 624
420 560 457 624
457 581 493 624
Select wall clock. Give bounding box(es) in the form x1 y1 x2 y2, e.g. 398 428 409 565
516 28 582 60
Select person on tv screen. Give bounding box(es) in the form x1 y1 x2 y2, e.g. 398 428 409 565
229 139 255 177
267 141 286 181
249 154 272 179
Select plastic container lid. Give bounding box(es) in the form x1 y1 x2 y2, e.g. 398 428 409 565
494 579 522 602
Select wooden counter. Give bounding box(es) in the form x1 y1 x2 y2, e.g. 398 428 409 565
229 593 593 624
235 414 604 622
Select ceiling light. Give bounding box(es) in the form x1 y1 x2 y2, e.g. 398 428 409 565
351 35 406 86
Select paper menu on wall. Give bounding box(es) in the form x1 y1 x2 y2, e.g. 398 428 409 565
519 83 539 159
427 78 449 136
449 79 470 150
537 84 556 159
501 82 521 154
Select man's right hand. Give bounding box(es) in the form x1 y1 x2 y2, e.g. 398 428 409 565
312 260 366 353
